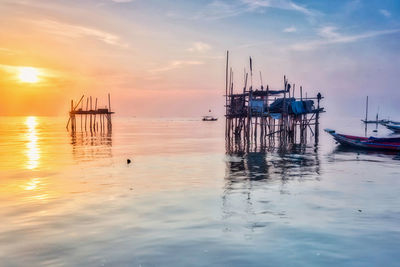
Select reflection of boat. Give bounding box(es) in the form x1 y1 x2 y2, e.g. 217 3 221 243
325 129 400 151
202 116 217 121
332 144 400 157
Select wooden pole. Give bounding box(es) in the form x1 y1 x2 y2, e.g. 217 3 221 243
108 93 112 129
85 98 88 131
300 86 303 101
90 96 92 131
71 100 75 131
225 50 229 135
230 69 234 139
292 84 295 98
94 98 98 132
249 57 253 89
365 96 369 122
282 77 287 143
74 95 85 110
80 100 83 131
315 92 321 144
108 93 111 113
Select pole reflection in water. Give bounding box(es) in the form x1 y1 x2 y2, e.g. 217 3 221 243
223 144 321 231
70 131 113 162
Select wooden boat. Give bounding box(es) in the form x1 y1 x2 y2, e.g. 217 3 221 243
384 123 400 132
202 116 217 121
361 119 390 124
325 129 400 151
379 120 400 125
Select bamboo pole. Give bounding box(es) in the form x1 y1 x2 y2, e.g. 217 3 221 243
71 100 74 131
94 98 98 132
108 93 111 113
225 51 229 139
315 92 321 144
108 93 112 129
90 96 92 131
85 98 88 131
80 100 83 131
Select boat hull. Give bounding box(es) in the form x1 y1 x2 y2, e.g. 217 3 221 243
385 124 400 132
325 129 400 151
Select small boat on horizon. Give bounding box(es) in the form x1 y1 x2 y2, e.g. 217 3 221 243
325 129 400 151
202 109 217 121
202 115 218 121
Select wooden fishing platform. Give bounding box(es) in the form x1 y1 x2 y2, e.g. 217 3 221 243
224 51 324 152
67 93 114 132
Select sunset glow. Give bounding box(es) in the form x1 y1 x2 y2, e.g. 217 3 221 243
0 1 400 265
0 0 399 118
18 67 40 83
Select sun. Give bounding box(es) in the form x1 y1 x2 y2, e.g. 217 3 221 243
18 67 40 83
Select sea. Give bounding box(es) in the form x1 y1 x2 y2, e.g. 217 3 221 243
0 116 399 266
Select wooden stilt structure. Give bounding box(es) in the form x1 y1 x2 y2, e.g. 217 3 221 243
67 94 114 132
224 51 324 153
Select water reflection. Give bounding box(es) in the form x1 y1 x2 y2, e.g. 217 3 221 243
21 177 51 201
25 116 40 169
223 145 321 231
327 144 399 162
225 144 321 184
70 131 112 161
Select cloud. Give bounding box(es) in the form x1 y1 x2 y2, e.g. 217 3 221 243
241 0 314 16
196 0 315 20
318 26 340 39
283 26 296 33
111 0 133 2
31 19 127 48
194 1 245 20
150 60 204 73
379 9 391 18
187 42 212 52
291 27 400 51
0 47 18 55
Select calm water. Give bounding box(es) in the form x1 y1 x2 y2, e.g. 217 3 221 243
0 116 399 266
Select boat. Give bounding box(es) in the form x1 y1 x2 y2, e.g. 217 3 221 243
384 123 400 133
325 129 400 151
361 119 390 124
202 115 218 121
380 120 400 125
202 109 217 121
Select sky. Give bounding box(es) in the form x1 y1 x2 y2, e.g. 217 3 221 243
0 0 399 118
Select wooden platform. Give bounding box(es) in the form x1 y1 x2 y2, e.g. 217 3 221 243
67 94 114 132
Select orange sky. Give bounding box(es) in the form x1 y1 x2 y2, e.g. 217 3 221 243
0 1 226 117
1 0 399 117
